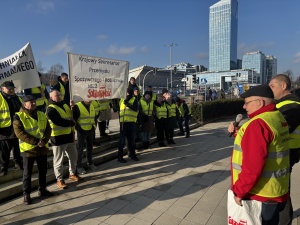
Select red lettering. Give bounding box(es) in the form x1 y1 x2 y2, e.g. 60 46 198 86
86 89 112 98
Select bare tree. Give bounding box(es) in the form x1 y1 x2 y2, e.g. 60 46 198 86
47 63 64 76
36 61 45 73
47 63 64 87
282 69 294 81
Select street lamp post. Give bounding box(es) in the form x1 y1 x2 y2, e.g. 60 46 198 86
165 43 177 91
142 70 154 94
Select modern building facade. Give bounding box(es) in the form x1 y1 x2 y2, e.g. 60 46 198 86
242 51 277 84
265 55 277 84
209 0 238 72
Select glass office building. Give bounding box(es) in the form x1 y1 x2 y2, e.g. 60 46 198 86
242 51 266 84
209 0 238 72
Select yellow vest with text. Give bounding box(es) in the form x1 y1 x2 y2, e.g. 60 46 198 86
16 111 48 152
166 102 177 117
276 100 300 149
155 103 167 119
232 111 290 198
119 98 138 123
76 102 96 130
47 104 73 136
0 93 11 128
140 99 153 116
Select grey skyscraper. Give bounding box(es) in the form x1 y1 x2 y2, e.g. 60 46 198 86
209 0 238 72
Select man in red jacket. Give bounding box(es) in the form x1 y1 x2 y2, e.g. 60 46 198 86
228 84 290 225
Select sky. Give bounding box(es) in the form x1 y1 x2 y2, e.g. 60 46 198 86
1 0 300 77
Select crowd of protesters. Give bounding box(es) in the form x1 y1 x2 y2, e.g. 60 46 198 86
0 74 192 205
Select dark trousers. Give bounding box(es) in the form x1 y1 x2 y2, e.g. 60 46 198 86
77 130 94 168
166 129 174 141
23 155 47 194
262 201 287 225
98 121 107 136
118 122 136 159
178 116 190 135
0 139 22 171
155 118 167 143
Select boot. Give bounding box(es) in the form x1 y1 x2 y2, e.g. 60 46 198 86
147 141 151 149
24 194 32 205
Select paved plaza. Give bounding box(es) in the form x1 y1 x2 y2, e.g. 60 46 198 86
1 117 300 225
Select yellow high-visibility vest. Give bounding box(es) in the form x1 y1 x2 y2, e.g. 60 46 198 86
16 111 48 152
232 111 290 198
155 103 167 119
140 99 153 116
76 102 96 130
276 100 300 149
0 93 11 128
166 102 177 117
119 98 138 123
47 104 73 136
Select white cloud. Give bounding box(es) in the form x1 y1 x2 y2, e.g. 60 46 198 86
139 46 148 53
45 36 72 55
294 52 300 64
107 44 136 55
195 52 209 59
97 34 108 41
26 0 55 12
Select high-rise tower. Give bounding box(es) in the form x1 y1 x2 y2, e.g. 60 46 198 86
209 0 238 72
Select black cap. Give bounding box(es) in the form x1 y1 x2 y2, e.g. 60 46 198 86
240 84 274 99
1 81 16 89
143 91 151 97
22 95 36 102
133 87 139 91
161 88 168 95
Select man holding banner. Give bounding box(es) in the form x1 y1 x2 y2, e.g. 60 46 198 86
0 43 42 175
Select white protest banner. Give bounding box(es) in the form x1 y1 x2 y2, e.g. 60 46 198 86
0 43 40 92
68 52 129 102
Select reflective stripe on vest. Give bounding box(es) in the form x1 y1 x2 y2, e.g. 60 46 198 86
47 104 72 136
0 93 11 127
276 100 300 149
16 111 48 152
119 98 138 122
155 103 167 119
167 103 177 117
76 102 96 130
232 111 290 198
140 99 153 116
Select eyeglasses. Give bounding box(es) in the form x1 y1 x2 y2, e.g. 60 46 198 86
244 99 261 106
